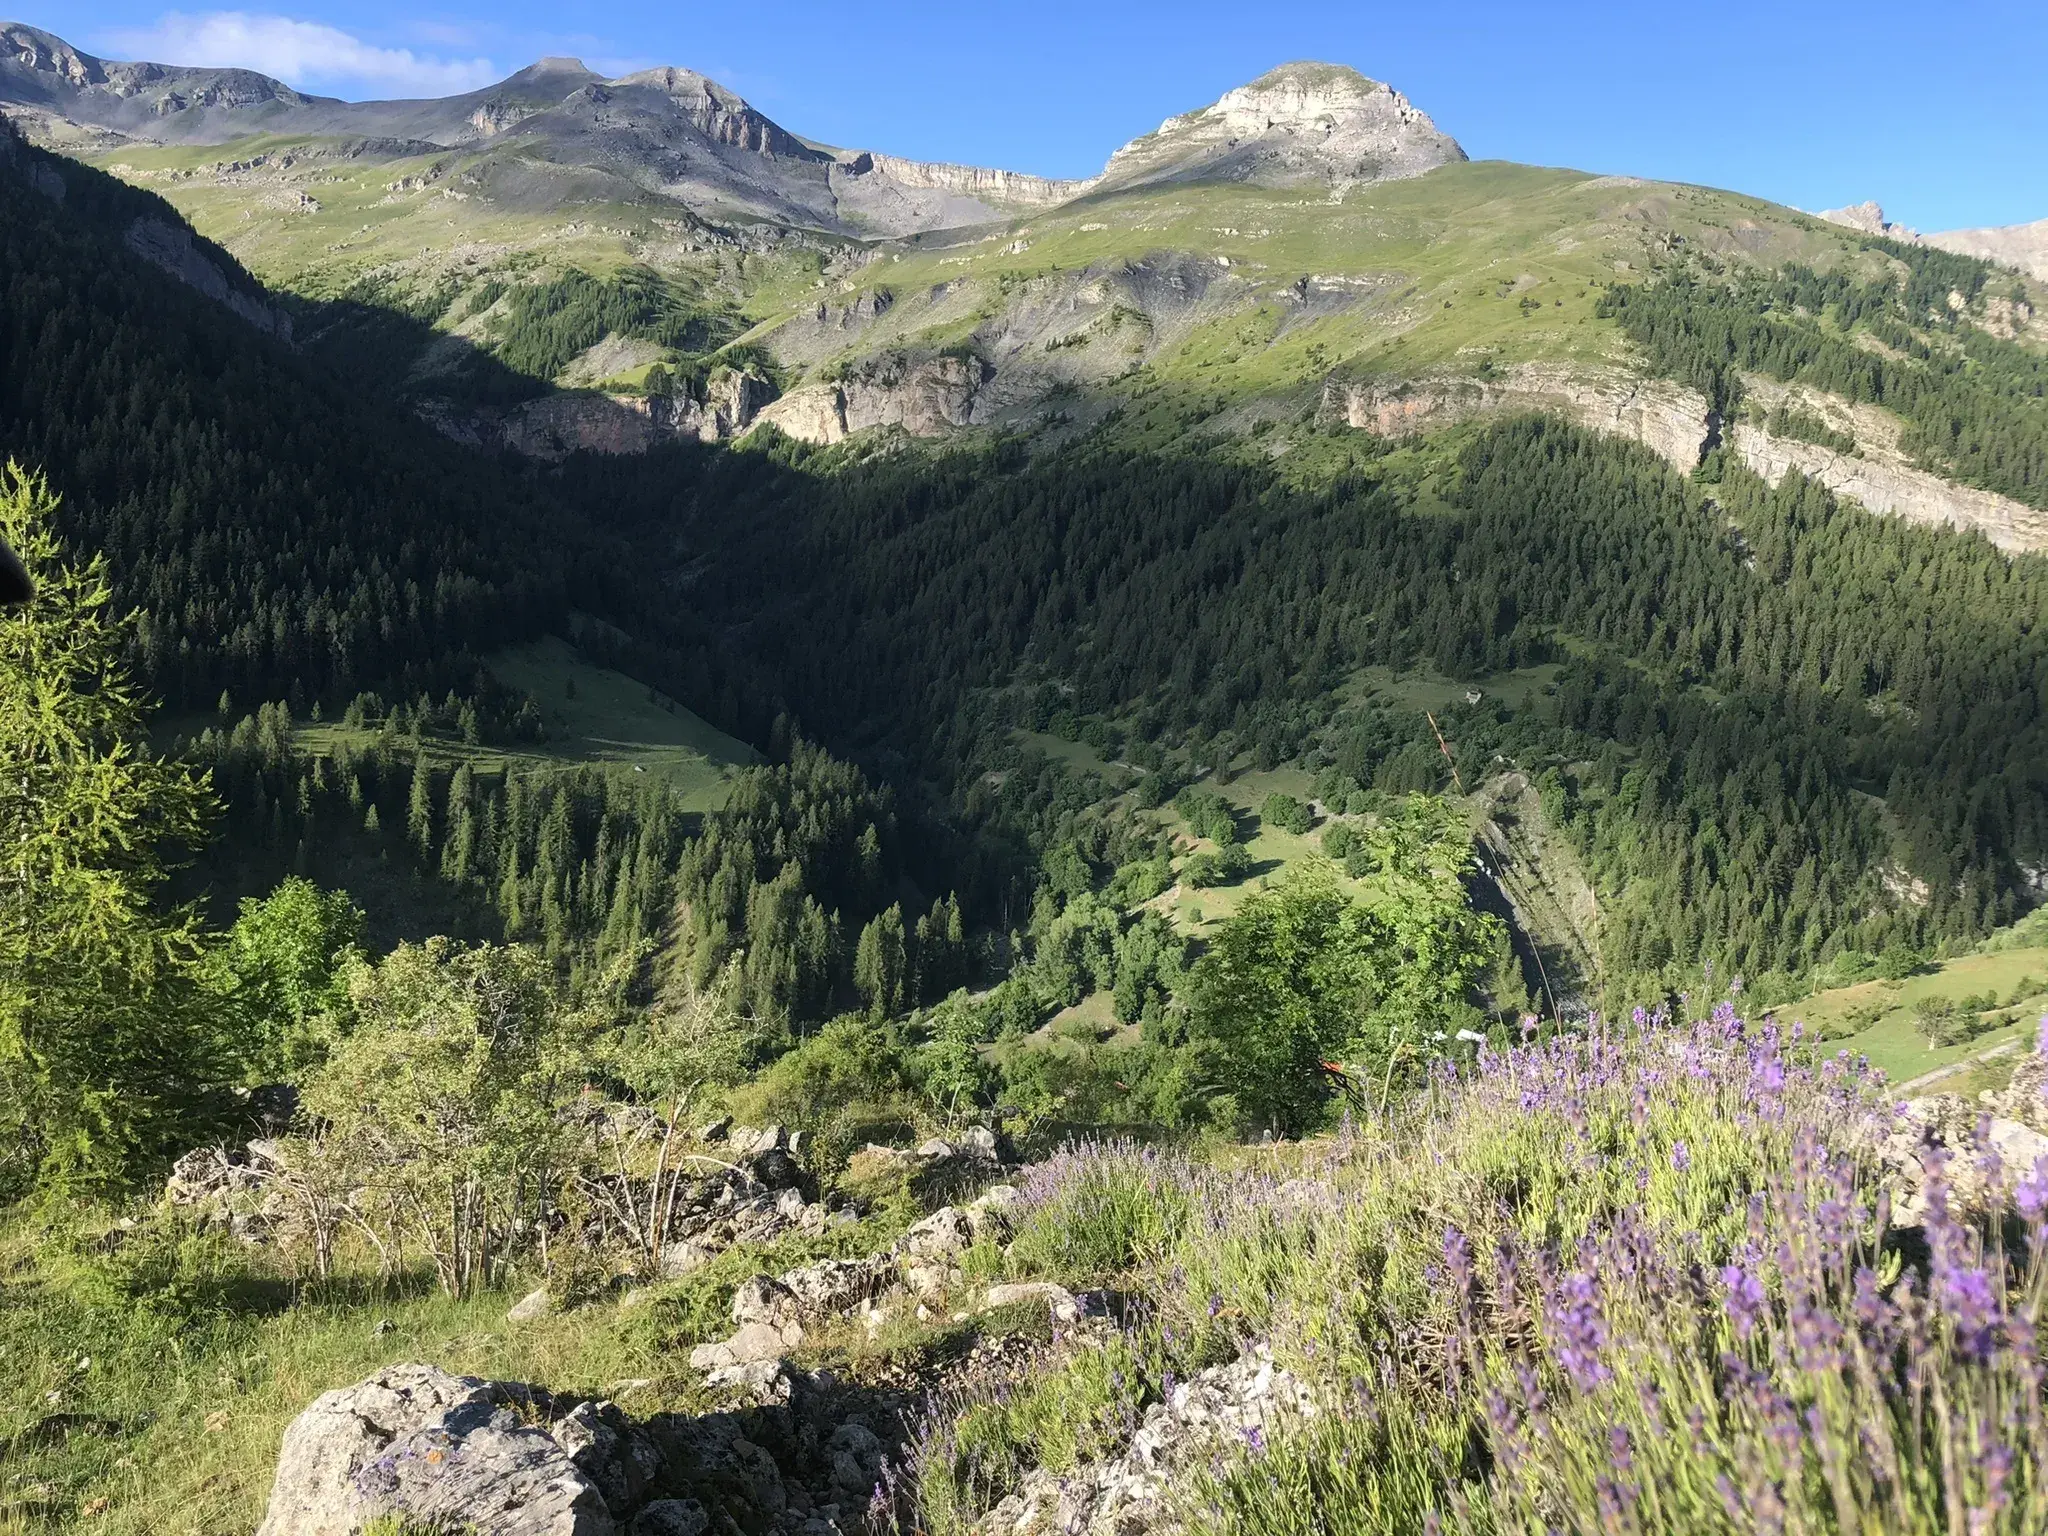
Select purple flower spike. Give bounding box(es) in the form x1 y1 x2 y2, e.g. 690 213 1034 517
2017 1158 2048 1227
1671 1141 1692 1173
1721 1264 1768 1340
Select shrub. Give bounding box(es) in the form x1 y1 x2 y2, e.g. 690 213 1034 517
1009 1141 1196 1279
1261 793 1312 836
1173 788 1239 845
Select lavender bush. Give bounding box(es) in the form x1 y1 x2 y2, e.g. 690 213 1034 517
911 1007 2048 1534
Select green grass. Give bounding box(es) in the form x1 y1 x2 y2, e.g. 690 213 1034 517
1783 946 2048 1085
0 1224 680 1535
295 636 755 812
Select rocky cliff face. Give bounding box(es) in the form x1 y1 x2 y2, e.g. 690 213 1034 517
124 216 294 340
748 355 989 446
834 150 1094 208
1099 62 1465 192
610 68 825 161
1926 217 2048 281
1816 199 2048 282
1324 365 1713 471
425 370 775 459
1731 423 2048 553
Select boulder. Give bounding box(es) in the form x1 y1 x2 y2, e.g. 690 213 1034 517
508 1287 554 1324
901 1207 974 1260
629 1500 710 1536
551 1401 663 1517
255 1363 612 1536
983 1281 1078 1316
687 1321 797 1372
730 1274 797 1329
824 1420 885 1509
778 1255 896 1319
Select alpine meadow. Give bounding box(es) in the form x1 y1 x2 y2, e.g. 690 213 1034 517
2 19 2048 1535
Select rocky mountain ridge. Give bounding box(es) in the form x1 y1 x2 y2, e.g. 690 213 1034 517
1818 198 2048 280
0 26 1465 236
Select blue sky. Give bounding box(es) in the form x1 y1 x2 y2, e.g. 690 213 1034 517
32 0 2047 232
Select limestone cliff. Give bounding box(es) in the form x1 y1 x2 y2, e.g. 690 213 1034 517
428 370 775 459
1730 424 2048 553
124 216 294 341
1323 366 1713 472
833 150 1093 208
747 355 989 445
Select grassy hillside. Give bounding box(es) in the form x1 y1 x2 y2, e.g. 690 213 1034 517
91 137 2002 421
293 635 755 811
1786 943 2048 1086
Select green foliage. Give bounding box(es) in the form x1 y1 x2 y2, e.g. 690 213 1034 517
1007 1145 1194 1279
1174 788 1240 844
0 139 591 713
1602 254 2048 507
77 1211 250 1325
1189 805 1502 1134
1182 844 1252 889
296 938 568 1295
1260 792 1313 835
202 877 364 1081
915 1329 1165 1536
487 265 739 384
729 1014 918 1162
0 466 227 1195
1762 402 1857 455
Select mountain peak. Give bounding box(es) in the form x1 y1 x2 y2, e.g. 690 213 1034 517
1099 60 1464 192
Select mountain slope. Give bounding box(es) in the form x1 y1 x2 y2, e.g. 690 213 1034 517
10 23 2045 557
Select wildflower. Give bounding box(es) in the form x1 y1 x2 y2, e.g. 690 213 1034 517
1670 1140 1692 1173
2015 1157 2048 1226
1935 1259 1999 1361
1549 1268 1611 1392
1720 1264 1768 1340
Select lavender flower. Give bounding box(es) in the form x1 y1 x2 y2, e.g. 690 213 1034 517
1721 1264 1768 1340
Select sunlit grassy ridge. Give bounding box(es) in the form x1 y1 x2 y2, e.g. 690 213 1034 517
85 136 1905 417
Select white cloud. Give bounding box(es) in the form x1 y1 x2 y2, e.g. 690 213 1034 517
100 11 500 99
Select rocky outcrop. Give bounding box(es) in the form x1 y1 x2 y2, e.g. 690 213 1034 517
975 1347 1320 1536
256 1365 612 1536
608 69 824 161
430 371 775 459
1324 365 1713 471
1099 62 1464 193
1926 216 2048 282
1816 201 1916 240
1729 420 2048 553
833 151 1093 208
749 355 989 446
1875 1033 2048 1228
122 216 293 341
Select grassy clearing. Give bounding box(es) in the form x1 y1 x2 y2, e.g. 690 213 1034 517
295 636 754 811
1783 945 2048 1085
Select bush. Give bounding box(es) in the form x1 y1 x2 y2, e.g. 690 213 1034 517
1913 995 1963 1044
1878 945 1925 981
731 1014 919 1161
1008 1141 1196 1278
1321 823 1360 861
79 1213 250 1323
1173 788 1238 845
1261 793 1313 835
1182 844 1251 889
